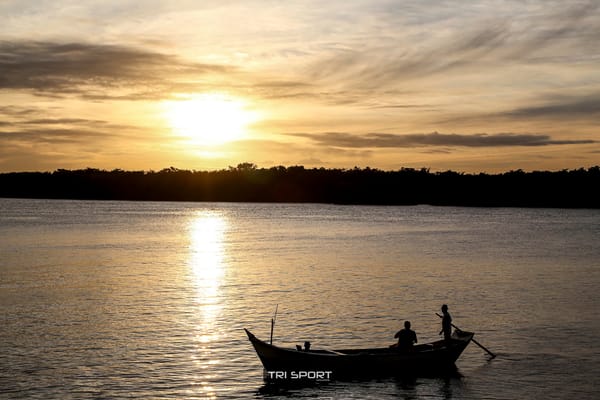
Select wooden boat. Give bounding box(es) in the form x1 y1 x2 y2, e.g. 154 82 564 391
245 328 474 380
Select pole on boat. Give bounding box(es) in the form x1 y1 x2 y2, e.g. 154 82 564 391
436 313 496 359
270 304 278 345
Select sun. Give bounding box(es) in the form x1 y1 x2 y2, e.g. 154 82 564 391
163 93 258 146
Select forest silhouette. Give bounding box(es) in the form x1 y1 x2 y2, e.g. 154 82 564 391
1 164 598 208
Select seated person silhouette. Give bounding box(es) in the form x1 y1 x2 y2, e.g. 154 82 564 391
394 321 418 351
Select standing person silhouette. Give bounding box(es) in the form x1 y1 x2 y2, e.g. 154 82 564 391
439 304 452 342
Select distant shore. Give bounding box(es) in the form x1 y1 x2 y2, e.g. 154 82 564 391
1 164 599 208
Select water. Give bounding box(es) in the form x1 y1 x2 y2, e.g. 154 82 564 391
1 198 599 399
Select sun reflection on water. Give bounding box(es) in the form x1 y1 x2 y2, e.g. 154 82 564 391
188 213 226 318
187 212 227 398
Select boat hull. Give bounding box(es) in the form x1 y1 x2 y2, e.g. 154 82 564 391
245 328 473 380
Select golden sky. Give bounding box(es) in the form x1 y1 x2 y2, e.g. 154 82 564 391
1 0 599 172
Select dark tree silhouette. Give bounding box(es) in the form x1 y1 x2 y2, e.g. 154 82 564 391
1 165 598 208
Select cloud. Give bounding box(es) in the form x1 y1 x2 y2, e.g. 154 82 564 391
500 94 600 119
0 105 39 116
304 2 600 93
22 118 109 126
0 106 142 148
248 79 318 100
289 132 596 149
0 127 116 145
0 41 236 99
440 93 600 125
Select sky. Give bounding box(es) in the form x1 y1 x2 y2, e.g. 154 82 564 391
1 0 599 173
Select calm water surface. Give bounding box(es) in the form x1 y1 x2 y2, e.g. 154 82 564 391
1 199 599 399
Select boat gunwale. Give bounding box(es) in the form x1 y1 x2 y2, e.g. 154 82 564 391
244 328 474 357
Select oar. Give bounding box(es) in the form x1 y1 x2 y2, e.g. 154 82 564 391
436 313 496 359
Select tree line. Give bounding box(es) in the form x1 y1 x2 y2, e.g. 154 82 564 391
1 164 599 208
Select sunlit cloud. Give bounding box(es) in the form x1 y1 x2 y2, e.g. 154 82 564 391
305 2 600 92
